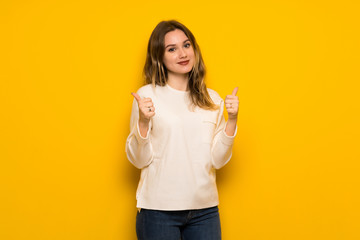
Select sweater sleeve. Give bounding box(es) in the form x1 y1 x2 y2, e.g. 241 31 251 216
125 98 154 169
211 99 237 169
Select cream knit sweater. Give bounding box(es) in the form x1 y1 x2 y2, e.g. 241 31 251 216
125 83 237 210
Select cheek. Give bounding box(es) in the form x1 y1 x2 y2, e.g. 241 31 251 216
189 50 195 63
164 54 176 65
163 56 171 68
188 48 195 59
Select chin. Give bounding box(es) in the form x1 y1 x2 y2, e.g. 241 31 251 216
180 66 194 74
168 63 194 75
182 67 193 73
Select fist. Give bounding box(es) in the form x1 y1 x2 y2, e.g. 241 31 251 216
131 92 155 122
225 87 239 119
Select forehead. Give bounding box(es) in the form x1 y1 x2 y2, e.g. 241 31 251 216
164 29 189 45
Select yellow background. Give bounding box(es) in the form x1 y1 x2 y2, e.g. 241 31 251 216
1 0 359 239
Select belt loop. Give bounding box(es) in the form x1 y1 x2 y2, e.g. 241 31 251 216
187 210 192 220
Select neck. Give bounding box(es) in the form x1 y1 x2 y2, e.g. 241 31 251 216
167 72 189 91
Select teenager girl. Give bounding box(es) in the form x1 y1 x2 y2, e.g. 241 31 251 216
125 20 239 240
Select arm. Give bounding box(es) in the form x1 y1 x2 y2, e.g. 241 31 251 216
211 100 237 169
125 98 154 169
211 87 239 169
225 117 237 136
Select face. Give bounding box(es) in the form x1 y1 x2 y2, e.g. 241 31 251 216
163 29 195 76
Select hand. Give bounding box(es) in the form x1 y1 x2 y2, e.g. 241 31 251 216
225 87 239 120
131 92 156 123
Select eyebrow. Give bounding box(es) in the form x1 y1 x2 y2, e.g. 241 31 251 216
165 39 190 49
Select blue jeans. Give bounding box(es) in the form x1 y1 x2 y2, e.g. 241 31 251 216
136 206 221 240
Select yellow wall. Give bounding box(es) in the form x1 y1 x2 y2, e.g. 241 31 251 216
1 0 359 239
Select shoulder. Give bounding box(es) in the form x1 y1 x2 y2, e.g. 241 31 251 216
207 88 223 105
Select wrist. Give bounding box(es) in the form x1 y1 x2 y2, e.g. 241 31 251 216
139 118 150 127
228 115 238 121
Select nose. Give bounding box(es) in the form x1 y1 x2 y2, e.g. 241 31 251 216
179 47 187 58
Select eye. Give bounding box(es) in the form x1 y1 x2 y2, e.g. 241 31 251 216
184 43 191 48
168 48 175 52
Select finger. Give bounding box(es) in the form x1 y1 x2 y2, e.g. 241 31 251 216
225 100 239 105
144 108 156 118
143 102 153 108
143 106 152 113
149 106 155 113
142 98 153 103
231 87 238 96
145 106 153 112
141 105 155 113
131 92 142 102
225 95 238 100
225 97 239 102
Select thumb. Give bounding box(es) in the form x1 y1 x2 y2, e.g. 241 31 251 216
131 92 142 102
231 87 238 96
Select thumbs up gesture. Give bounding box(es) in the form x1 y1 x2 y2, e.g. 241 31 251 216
131 92 155 123
224 87 239 120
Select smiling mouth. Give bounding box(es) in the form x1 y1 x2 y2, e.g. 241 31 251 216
178 60 190 65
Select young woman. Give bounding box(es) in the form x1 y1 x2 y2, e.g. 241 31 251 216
125 20 239 240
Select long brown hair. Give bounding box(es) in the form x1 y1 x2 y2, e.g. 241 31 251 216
143 20 218 110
